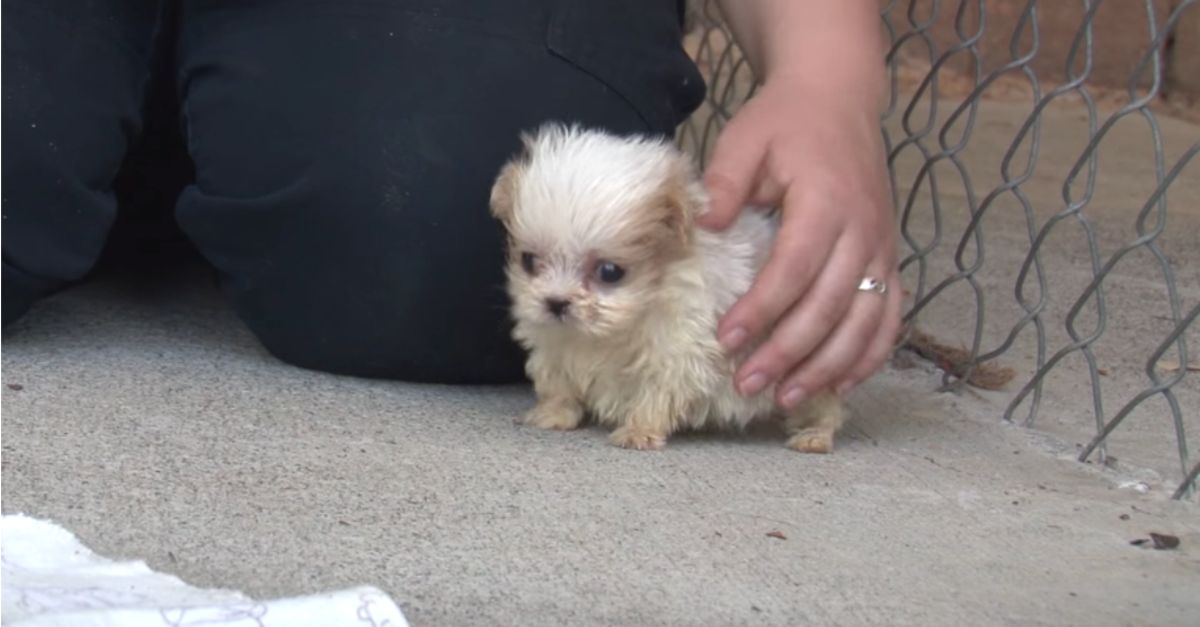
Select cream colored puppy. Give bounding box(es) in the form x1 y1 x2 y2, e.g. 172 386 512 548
489 124 844 452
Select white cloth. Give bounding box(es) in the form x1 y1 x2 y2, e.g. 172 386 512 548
1 514 409 626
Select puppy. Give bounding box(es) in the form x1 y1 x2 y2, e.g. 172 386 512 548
489 124 845 452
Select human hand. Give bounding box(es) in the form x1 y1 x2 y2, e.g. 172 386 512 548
698 77 902 409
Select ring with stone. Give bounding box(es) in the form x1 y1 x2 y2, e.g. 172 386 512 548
857 277 887 294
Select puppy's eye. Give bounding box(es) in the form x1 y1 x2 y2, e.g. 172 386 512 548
595 261 625 284
520 252 538 275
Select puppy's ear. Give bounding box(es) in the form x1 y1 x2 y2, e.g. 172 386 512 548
489 159 523 225
657 159 704 250
490 132 538 225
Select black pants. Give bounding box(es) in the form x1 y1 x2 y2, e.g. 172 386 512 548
1 0 705 383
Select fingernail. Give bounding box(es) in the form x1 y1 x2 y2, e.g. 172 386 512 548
719 326 748 352
780 386 806 409
738 372 768 396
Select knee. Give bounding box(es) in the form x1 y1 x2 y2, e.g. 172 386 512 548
247 287 529 384
237 244 529 384
2 2 159 318
175 140 528 383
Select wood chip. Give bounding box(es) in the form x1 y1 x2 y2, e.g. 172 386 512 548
766 530 787 540
903 329 1016 390
1156 359 1200 373
1149 533 1180 550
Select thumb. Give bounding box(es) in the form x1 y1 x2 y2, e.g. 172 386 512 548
697 122 766 231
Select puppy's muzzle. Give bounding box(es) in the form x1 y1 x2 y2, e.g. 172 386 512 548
545 298 571 319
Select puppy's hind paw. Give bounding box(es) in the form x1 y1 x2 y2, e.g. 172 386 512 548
786 428 834 454
518 400 583 431
608 426 667 451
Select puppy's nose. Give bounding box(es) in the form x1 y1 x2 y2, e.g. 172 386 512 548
545 298 570 318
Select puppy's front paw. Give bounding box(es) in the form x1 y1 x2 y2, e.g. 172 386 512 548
608 426 667 451
518 399 583 431
785 428 834 454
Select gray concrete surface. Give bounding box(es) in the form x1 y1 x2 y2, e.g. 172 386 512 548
4 95 1200 624
4 262 1200 626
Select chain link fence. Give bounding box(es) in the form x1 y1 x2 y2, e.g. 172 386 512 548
679 0 1200 500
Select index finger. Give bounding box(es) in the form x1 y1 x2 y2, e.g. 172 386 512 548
697 120 766 231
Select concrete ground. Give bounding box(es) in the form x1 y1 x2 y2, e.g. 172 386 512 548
4 99 1200 625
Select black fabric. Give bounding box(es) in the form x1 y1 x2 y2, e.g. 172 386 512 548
1 0 706 383
2 0 167 320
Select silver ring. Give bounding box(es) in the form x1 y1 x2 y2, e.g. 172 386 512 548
857 277 887 295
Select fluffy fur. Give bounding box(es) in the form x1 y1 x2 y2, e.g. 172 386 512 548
489 124 845 452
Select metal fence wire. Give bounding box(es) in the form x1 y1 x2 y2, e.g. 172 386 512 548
679 0 1200 500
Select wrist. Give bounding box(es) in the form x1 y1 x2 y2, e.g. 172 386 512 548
758 70 888 128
